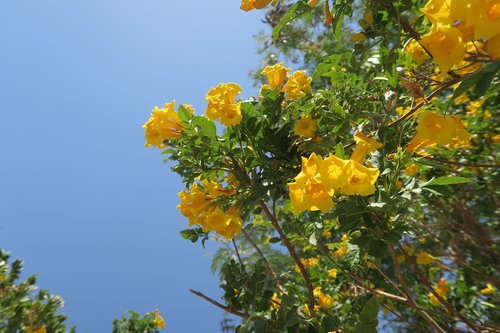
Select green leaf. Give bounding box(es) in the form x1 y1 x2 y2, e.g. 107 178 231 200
450 62 500 102
421 176 473 187
177 105 192 122
191 116 217 139
180 229 199 243
335 142 346 159
272 2 311 42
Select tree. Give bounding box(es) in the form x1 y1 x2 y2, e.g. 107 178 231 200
146 1 500 332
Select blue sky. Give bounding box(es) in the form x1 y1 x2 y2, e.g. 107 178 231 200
0 1 266 332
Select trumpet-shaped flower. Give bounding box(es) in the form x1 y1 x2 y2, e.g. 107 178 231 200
261 63 291 91
419 24 466 73
294 115 317 138
480 283 497 295
240 0 278 11
429 278 450 306
350 131 382 163
405 40 430 65
338 160 380 196
283 70 313 100
143 100 184 148
407 111 471 152
205 83 243 126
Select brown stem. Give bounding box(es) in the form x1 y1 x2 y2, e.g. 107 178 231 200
382 303 429 333
389 246 447 333
259 200 316 316
242 229 286 294
398 244 481 332
189 289 252 320
347 272 408 302
373 264 406 297
232 239 244 267
423 156 500 169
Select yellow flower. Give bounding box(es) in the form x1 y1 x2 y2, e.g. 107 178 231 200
327 268 338 277
350 131 382 163
341 234 349 242
270 293 281 310
324 1 334 26
404 163 419 176
472 0 500 40
350 32 367 43
153 310 165 330
143 100 185 148
480 283 497 295
429 278 450 306
485 34 500 60
420 24 466 73
283 70 313 100
323 230 332 238
308 0 318 7
405 40 429 65
288 153 335 215
314 287 334 309
406 111 471 152
333 246 348 258
395 180 403 190
491 134 500 143
261 63 291 91
205 83 243 126
294 115 317 138
240 0 278 11
308 257 320 267
416 251 435 265
338 160 380 196
363 11 374 27
177 180 242 239
25 327 46 333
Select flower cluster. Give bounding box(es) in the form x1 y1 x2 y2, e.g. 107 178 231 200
288 153 380 216
350 131 382 163
406 111 471 152
143 100 188 148
261 63 312 100
205 83 243 126
177 180 243 239
418 0 500 72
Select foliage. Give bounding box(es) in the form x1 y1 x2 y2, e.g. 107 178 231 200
145 0 500 332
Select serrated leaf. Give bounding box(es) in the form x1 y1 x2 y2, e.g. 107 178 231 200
421 176 473 187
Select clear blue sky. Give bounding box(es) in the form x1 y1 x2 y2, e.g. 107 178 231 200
0 1 265 332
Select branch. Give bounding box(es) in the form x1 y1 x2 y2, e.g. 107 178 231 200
242 229 286 294
259 200 316 316
232 239 244 267
189 289 252 320
347 272 408 302
423 156 500 169
398 244 481 332
389 246 447 333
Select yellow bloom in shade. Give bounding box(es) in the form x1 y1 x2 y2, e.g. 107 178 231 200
480 283 497 295
429 278 450 306
405 40 429 65
333 246 348 258
308 257 320 266
416 251 435 265
350 32 367 43
261 63 291 91
341 234 349 242
339 160 380 196
308 0 318 7
327 268 338 277
205 83 243 126
419 24 466 73
314 287 334 309
406 111 471 152
363 11 374 27
395 180 403 190
153 310 165 330
404 163 419 176
270 293 281 310
283 70 313 100
491 134 500 143
350 131 382 163
485 34 500 60
143 100 185 148
294 115 317 138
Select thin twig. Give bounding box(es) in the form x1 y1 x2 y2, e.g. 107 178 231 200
347 272 408 302
189 289 252 320
389 246 447 333
398 244 481 332
373 264 406 296
242 229 286 294
259 200 316 316
423 156 500 169
232 239 244 267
